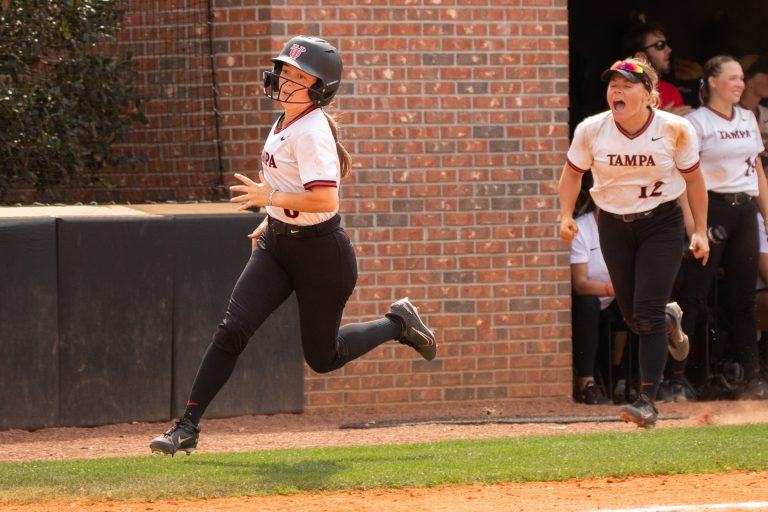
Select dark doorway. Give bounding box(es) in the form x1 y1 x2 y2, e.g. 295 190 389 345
568 1 768 134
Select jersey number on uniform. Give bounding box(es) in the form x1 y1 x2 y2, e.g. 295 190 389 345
638 181 664 199
745 156 757 177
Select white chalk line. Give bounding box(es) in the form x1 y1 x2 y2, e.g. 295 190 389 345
587 501 768 512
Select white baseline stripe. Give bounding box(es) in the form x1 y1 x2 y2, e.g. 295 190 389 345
588 502 768 512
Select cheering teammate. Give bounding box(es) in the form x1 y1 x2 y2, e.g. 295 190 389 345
149 36 437 455
559 57 710 428
674 56 768 400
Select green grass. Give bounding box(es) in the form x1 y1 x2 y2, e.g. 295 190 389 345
1 423 767 503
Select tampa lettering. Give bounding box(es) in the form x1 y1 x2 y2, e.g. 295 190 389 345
607 154 657 166
262 151 277 168
718 130 751 139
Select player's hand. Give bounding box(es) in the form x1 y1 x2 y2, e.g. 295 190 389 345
689 231 710 266
248 218 268 252
559 216 578 242
229 172 272 211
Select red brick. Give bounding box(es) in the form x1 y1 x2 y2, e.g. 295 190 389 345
28 3 579 413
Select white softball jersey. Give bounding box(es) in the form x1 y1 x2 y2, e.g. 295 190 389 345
567 109 700 215
570 212 614 310
685 105 764 195
261 106 340 225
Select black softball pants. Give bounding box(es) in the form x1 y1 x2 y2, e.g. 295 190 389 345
597 201 685 399
212 215 362 371
183 215 400 424
674 195 760 378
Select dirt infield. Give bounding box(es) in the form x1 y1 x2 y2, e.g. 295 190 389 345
2 398 767 511
2 472 768 512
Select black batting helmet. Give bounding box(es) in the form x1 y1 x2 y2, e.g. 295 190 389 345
262 36 343 107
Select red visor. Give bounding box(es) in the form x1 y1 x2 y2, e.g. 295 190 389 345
601 60 653 92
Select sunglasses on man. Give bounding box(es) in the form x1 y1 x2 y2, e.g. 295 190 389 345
643 40 669 52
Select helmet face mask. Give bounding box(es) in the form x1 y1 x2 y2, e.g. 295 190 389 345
262 36 343 107
262 68 315 105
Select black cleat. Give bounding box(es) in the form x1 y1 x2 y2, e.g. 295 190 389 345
386 297 437 360
740 378 768 400
574 382 613 405
665 302 689 362
657 380 692 403
620 393 658 429
149 417 200 456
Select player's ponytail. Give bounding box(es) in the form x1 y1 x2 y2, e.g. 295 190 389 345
323 111 352 178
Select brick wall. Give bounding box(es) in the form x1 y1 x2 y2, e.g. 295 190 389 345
12 0 574 411
2 1 224 204
225 0 573 411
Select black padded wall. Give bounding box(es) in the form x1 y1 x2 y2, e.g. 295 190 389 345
171 214 304 419
0 212 306 431
57 217 174 426
0 219 58 430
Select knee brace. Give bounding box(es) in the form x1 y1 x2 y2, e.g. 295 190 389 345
632 317 664 336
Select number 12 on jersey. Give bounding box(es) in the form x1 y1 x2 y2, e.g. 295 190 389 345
639 181 663 198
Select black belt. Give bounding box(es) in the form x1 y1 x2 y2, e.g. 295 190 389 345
268 214 340 238
605 201 676 223
708 191 754 206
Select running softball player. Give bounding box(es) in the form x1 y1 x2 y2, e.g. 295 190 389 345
673 56 768 400
149 36 437 455
559 57 710 428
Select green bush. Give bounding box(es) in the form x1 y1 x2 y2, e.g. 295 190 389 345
0 0 147 200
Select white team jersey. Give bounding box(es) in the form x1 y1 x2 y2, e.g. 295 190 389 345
261 106 340 225
570 212 614 310
567 109 700 215
685 105 764 195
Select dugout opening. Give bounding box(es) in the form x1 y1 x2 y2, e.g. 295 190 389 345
568 0 768 134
